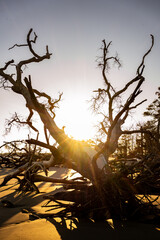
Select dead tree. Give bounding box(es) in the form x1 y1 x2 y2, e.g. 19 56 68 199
0 30 159 220
91 36 154 168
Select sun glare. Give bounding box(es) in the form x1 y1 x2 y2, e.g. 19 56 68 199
56 99 95 141
1 97 97 147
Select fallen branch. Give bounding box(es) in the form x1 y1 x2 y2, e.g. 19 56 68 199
32 174 90 185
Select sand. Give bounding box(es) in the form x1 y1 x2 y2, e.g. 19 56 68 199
0 167 160 240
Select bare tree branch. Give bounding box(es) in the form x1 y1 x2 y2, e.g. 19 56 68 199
100 122 108 135
137 34 154 75
13 28 52 83
26 106 39 132
0 140 29 153
44 126 50 145
33 89 63 118
122 129 153 137
128 99 147 111
27 28 40 58
92 36 154 169
5 111 38 134
0 60 14 71
26 138 76 169
8 29 37 50
32 174 89 185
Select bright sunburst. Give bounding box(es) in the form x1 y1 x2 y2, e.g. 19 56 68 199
56 98 95 141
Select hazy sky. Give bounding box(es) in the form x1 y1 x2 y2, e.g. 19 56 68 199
0 0 160 145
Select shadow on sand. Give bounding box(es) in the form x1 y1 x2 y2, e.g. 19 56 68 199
0 167 70 226
48 216 160 240
0 167 160 240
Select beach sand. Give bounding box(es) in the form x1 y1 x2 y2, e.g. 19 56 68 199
0 167 160 240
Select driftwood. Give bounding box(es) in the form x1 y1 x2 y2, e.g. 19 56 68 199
1 144 159 220
0 138 160 220
0 30 159 221
40 154 160 220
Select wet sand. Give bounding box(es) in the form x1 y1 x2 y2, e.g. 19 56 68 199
0 167 160 240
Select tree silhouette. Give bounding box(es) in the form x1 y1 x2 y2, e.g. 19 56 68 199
144 87 160 145
91 36 154 170
0 30 159 220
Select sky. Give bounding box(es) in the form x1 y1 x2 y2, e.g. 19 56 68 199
0 0 160 146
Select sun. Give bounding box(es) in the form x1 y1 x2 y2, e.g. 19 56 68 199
56 98 95 141
1 97 96 146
